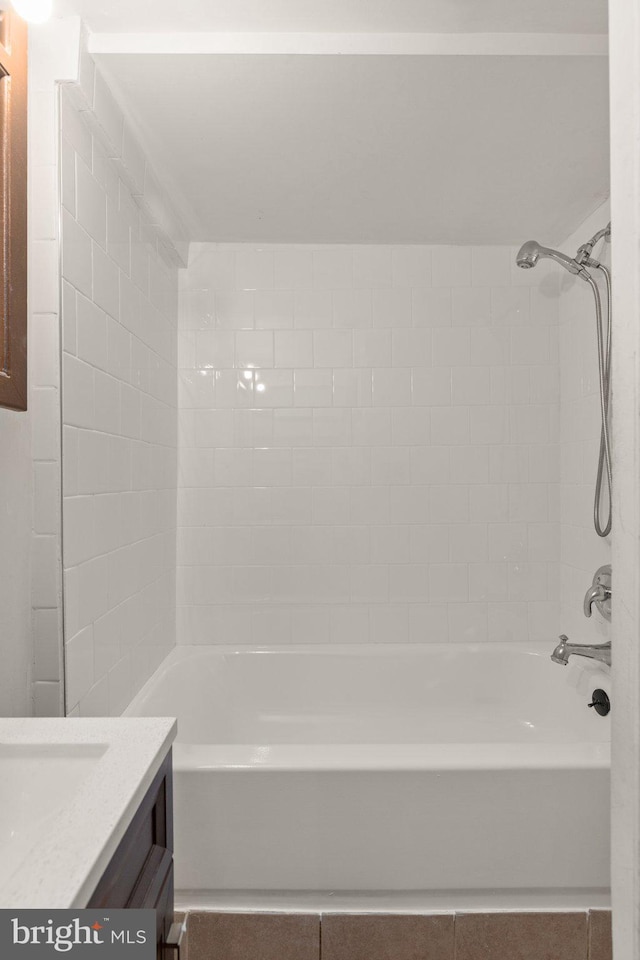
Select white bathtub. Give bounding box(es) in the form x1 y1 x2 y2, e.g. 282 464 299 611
126 643 610 908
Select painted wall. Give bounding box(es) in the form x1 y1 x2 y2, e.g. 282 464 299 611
59 66 183 716
558 201 612 647
0 410 32 715
177 243 560 645
609 1 640 953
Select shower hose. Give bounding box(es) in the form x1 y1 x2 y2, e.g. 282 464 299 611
584 264 612 538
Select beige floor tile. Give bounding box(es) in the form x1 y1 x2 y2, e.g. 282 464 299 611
321 913 454 960
588 910 612 960
187 912 319 960
455 911 588 960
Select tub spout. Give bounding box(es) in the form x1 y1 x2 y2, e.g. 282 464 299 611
551 634 611 667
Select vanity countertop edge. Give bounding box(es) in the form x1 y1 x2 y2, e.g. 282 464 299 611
0 717 177 909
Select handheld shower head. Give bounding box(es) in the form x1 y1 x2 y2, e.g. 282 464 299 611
515 240 589 278
516 240 541 270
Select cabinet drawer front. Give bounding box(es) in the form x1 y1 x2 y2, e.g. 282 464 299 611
129 845 173 910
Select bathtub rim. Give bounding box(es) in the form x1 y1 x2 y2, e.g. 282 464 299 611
128 639 609 665
173 887 612 915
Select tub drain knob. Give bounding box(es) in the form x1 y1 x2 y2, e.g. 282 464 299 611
588 689 610 716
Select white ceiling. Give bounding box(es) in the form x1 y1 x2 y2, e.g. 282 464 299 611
57 0 607 35
59 0 610 244
95 52 610 244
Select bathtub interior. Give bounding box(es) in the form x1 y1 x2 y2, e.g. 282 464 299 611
126 642 611 748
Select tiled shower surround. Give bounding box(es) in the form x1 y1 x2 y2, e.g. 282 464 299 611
177 243 561 645
60 82 180 714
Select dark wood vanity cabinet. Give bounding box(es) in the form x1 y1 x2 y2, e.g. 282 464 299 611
87 751 174 959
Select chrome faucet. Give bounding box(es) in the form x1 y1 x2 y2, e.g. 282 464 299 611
551 634 611 667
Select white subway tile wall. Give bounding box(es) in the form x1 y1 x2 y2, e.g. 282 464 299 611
60 86 179 715
177 243 561 645
559 203 611 646
30 45 66 716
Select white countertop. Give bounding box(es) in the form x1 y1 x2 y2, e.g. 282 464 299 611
0 717 176 908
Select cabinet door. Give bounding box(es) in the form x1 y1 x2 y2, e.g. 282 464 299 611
87 751 174 960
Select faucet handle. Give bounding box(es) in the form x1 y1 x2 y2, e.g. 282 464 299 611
551 635 570 665
583 565 612 621
583 584 607 618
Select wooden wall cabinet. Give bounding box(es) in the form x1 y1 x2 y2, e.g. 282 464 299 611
0 9 27 412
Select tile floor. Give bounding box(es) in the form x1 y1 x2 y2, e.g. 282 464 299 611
181 908 612 960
